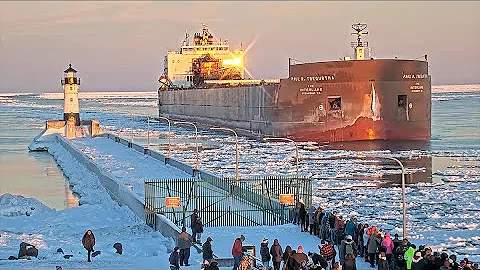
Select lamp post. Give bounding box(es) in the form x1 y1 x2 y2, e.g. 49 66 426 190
210 127 239 181
146 116 150 149
173 121 199 170
356 155 407 238
263 137 300 200
157 116 171 158
384 156 407 239
130 112 134 144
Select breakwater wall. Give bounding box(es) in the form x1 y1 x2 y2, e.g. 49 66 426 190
53 134 182 240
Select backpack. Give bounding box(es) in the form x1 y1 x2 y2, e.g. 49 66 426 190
345 243 354 256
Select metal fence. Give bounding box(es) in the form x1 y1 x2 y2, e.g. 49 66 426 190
144 175 312 228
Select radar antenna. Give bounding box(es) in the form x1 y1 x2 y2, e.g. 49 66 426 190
351 23 368 48
350 23 370 60
183 31 190 46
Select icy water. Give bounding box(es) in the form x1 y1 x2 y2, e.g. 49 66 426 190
0 88 478 202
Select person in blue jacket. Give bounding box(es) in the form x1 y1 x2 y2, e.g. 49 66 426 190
345 217 358 242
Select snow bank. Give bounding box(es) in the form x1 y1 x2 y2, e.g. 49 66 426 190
1 139 178 269
0 194 53 217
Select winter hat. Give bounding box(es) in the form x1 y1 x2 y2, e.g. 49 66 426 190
298 246 304 253
262 238 268 244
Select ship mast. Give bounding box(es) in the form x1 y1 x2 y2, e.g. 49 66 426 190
351 23 370 60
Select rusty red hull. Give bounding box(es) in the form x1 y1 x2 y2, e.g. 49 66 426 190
273 59 431 142
290 116 431 142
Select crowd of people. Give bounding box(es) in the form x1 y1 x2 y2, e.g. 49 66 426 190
168 206 478 270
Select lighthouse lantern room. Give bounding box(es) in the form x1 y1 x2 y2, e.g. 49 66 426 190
61 63 81 126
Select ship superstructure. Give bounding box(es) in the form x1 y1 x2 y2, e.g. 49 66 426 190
160 24 245 89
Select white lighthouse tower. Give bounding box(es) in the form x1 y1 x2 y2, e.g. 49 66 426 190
61 63 81 126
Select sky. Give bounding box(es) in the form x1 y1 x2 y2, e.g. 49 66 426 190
0 1 479 93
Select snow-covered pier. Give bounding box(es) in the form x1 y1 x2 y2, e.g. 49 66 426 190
13 132 325 269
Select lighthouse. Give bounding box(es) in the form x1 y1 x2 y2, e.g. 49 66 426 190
61 63 80 126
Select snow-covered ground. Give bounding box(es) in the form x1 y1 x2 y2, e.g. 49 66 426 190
71 137 192 201
0 138 358 269
0 141 177 269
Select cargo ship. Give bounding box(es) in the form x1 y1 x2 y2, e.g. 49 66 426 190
158 23 431 143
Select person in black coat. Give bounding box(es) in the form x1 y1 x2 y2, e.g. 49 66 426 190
378 252 389 270
81 230 95 262
203 237 214 263
299 201 307 232
191 209 199 241
169 247 180 270
308 252 328 269
412 252 427 270
204 260 220 270
260 238 271 269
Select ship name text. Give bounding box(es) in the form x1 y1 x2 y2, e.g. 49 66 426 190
410 84 424 93
300 85 323 95
290 75 335 82
403 73 428 79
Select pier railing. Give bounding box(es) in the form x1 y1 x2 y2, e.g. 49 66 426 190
144 175 312 228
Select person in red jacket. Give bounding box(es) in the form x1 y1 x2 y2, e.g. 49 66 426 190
232 235 245 270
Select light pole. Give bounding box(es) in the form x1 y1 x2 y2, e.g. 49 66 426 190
157 116 172 158
146 116 150 149
356 155 407 238
263 137 300 200
173 121 199 170
210 127 239 181
130 112 134 144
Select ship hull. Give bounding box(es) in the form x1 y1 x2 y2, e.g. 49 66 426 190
159 59 431 143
